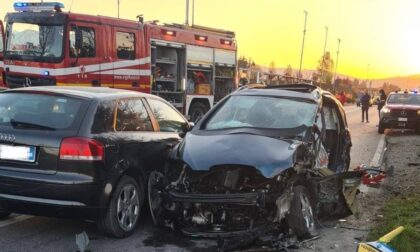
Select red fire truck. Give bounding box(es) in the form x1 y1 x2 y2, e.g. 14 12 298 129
0 2 237 121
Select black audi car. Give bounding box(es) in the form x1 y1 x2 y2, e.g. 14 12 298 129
149 84 361 241
0 86 191 237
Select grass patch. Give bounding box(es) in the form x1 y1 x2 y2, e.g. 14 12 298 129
368 196 420 252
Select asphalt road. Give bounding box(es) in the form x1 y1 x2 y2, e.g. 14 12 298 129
0 105 387 252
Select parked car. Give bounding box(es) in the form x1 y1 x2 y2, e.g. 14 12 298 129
148 84 361 240
356 93 362 107
378 91 420 134
0 86 191 237
371 95 380 105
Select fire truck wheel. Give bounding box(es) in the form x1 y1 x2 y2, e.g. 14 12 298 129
189 102 209 123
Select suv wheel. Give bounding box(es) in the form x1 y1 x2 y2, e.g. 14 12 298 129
378 123 385 134
97 176 144 238
286 186 319 239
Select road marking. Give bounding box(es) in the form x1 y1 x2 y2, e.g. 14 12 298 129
0 215 33 228
344 106 360 114
370 134 386 167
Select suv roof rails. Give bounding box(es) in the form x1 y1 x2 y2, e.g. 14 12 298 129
260 83 319 93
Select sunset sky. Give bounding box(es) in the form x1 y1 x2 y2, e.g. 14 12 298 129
1 0 420 79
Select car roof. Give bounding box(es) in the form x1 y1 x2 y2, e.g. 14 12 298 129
389 91 418 95
3 86 157 100
233 83 327 102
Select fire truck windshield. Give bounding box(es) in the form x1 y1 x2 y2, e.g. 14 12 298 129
6 22 64 60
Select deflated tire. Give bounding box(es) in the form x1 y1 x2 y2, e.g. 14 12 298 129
285 185 319 239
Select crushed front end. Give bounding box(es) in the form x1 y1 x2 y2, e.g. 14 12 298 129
148 164 295 238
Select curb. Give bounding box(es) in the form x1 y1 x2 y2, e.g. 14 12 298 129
370 134 386 168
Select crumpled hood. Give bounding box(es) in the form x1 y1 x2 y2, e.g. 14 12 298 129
178 133 300 178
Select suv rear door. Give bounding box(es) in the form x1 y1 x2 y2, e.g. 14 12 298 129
0 21 5 87
0 91 90 174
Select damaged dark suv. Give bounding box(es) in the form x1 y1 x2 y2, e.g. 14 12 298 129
148 84 361 241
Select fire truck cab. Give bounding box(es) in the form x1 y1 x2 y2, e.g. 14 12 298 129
1 2 237 121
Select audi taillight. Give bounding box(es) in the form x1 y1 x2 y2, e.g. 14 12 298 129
59 137 104 161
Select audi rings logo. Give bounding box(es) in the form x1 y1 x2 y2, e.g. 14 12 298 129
400 111 407 116
0 133 16 143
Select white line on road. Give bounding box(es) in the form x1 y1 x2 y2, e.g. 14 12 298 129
0 215 33 228
370 134 386 167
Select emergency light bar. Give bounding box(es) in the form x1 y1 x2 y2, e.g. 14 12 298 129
14 2 65 12
220 39 233 46
195 35 208 42
161 29 176 37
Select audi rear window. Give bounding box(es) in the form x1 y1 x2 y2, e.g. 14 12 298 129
0 92 88 130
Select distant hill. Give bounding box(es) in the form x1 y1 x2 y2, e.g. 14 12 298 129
371 75 420 90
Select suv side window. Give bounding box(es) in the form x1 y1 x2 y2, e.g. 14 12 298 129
147 99 187 133
92 100 116 133
70 26 96 58
116 99 153 132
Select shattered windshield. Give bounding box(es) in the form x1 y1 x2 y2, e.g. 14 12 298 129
6 22 64 59
205 95 318 130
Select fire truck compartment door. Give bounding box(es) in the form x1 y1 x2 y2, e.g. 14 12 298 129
215 49 236 66
187 45 214 65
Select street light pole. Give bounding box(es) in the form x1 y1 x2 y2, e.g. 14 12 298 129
298 10 308 79
323 26 328 57
192 0 195 26
117 0 120 18
185 0 190 25
321 26 328 83
367 63 371 93
333 38 341 91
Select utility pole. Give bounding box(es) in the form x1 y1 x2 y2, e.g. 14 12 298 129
185 0 190 25
298 10 308 79
117 0 120 18
333 38 341 92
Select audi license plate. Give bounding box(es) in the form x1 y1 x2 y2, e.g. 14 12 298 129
398 117 408 122
0 145 36 162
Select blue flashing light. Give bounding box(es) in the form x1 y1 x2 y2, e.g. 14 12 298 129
14 2 65 12
43 71 50 76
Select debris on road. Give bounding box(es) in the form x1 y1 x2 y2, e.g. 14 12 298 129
355 164 387 187
75 231 90 252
